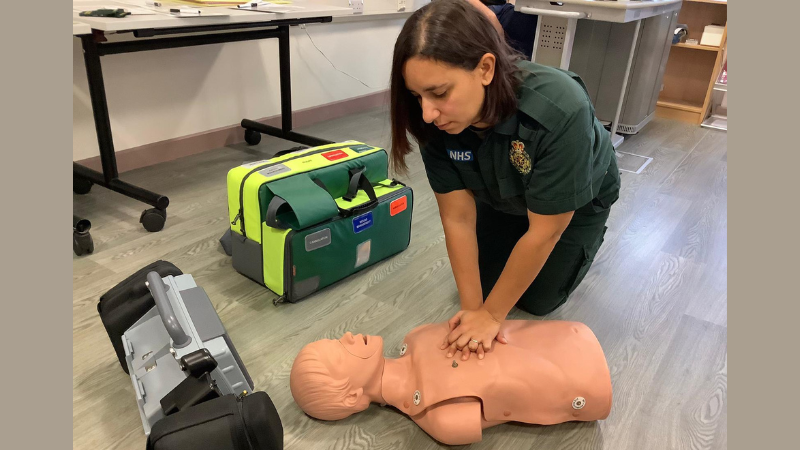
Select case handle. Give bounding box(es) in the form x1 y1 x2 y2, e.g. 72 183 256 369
146 272 192 349
337 168 379 217
265 195 290 229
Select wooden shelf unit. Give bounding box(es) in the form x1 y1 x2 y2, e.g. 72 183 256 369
687 0 727 5
672 42 720 52
656 0 727 124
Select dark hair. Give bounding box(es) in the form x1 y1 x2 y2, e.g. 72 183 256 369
389 0 523 173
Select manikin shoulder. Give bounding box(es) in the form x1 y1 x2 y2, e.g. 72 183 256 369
410 398 483 446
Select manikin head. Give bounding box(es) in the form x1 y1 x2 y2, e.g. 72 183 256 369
290 332 385 420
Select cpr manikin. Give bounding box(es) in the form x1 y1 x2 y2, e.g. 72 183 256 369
289 320 612 445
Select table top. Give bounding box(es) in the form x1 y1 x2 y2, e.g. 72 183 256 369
515 0 682 23
73 0 354 32
74 21 93 35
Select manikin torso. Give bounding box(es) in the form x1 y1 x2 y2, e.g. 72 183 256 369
379 320 612 445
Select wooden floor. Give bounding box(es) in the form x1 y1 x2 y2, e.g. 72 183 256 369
73 107 727 450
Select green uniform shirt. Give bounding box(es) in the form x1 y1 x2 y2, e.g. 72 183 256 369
420 60 620 217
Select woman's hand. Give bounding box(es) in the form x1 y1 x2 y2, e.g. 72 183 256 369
441 308 508 360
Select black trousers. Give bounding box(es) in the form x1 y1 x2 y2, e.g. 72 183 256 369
476 201 610 316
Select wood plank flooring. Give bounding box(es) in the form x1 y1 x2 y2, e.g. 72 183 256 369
73 108 727 450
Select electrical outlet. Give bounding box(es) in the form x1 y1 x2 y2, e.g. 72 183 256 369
349 0 364 14
397 0 406 11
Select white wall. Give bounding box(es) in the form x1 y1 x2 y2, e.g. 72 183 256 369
72 18 409 161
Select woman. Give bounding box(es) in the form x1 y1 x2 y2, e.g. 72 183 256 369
389 0 620 360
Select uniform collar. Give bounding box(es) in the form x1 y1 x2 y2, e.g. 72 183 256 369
516 85 567 132
494 60 571 135
491 85 565 136
493 113 518 135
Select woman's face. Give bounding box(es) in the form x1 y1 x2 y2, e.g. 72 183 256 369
403 54 496 134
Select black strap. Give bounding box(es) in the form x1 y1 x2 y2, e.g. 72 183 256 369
373 178 405 189
312 177 330 192
266 195 290 229
343 167 377 203
273 146 309 158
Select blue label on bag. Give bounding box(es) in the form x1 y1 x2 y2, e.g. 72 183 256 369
353 212 373 234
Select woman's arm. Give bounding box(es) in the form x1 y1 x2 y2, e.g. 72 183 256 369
435 190 484 311
442 210 573 358
483 210 574 321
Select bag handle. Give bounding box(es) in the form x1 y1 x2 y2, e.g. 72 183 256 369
342 167 378 203
146 272 192 349
265 195 290 229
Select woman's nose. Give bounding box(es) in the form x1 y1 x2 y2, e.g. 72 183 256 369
420 98 440 124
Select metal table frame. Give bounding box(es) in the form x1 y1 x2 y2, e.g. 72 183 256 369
74 16 337 232
517 0 683 148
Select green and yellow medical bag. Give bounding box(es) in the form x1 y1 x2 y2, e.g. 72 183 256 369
224 141 413 304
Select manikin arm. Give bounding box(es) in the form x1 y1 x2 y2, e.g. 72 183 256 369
411 398 508 445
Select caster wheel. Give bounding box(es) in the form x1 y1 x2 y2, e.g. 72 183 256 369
74 176 93 195
73 230 94 256
140 208 167 232
244 129 262 146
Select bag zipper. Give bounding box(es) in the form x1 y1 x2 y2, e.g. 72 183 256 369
234 143 367 238
236 394 258 449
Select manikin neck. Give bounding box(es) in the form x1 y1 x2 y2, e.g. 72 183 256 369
378 356 413 409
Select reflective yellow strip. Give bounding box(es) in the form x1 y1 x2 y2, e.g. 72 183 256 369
262 223 291 295
228 141 385 243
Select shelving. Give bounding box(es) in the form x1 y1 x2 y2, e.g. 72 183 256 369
701 115 727 131
658 99 704 113
656 0 727 125
672 42 720 52
702 52 727 131
687 0 727 5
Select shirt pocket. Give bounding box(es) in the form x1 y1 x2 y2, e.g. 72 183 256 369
495 134 533 200
494 150 526 200
517 122 539 142
497 170 525 199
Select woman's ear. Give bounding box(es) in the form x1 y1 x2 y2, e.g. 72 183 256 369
477 53 496 86
344 388 364 408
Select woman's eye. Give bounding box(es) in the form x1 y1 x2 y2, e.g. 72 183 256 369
434 90 447 98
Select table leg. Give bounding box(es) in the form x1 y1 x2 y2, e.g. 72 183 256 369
610 19 642 150
75 34 169 231
73 215 94 256
240 26 335 148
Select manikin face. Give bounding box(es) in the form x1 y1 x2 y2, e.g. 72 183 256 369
403 55 496 134
337 332 383 359
318 332 384 393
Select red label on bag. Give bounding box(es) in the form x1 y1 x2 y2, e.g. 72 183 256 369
322 150 348 161
390 196 408 216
